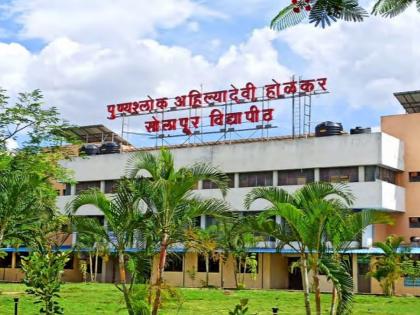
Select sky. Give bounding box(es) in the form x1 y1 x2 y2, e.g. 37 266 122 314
0 0 419 147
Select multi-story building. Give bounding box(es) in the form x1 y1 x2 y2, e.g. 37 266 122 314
1 91 419 295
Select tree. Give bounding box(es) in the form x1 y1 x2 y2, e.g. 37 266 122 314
0 88 75 150
185 226 218 287
271 0 420 31
127 148 230 315
67 179 153 315
369 234 406 296
244 183 388 315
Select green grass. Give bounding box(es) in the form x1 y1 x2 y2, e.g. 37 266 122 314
0 283 418 314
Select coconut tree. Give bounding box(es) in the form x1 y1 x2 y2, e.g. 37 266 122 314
369 234 406 296
127 148 230 315
67 178 153 315
245 183 356 315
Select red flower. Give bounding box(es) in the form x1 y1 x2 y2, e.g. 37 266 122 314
292 0 298 4
305 5 311 11
293 7 301 13
305 0 311 3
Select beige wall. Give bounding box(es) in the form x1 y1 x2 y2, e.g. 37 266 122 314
382 113 420 242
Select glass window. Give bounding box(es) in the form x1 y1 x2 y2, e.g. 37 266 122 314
64 254 74 270
239 172 273 187
202 173 234 189
15 252 29 269
0 252 12 268
104 180 118 193
164 254 183 272
409 217 420 228
409 172 420 182
197 254 220 273
75 181 101 194
365 166 397 184
278 169 314 186
63 183 72 196
205 216 218 228
320 167 358 183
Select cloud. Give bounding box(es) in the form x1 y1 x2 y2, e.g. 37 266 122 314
6 0 224 45
279 7 420 112
0 28 291 133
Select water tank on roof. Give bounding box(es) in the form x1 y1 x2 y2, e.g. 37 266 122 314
100 142 121 154
350 126 372 135
79 144 99 156
315 121 343 137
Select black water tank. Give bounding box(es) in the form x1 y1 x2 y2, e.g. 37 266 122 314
350 126 371 135
100 142 121 154
315 121 343 137
79 144 99 156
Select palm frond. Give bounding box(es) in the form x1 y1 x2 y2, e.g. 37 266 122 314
244 187 292 210
271 4 309 31
371 0 414 17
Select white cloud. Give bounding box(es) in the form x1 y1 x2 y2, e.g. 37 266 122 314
187 21 200 32
279 7 420 112
0 28 291 131
5 138 18 151
7 0 224 45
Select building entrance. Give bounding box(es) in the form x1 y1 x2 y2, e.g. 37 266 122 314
288 257 303 290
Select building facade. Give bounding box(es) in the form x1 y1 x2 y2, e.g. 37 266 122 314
2 96 420 295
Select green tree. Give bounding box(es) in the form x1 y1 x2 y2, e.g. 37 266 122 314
0 88 75 150
369 234 406 296
245 183 382 315
127 148 230 315
271 0 419 31
67 179 153 315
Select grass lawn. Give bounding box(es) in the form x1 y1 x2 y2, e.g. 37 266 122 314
0 283 418 314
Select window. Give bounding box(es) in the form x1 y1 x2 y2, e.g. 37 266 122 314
278 169 314 186
64 254 74 270
205 216 218 228
409 217 420 228
239 172 273 187
404 277 420 287
75 181 101 194
320 167 358 183
164 254 183 272
63 183 72 196
85 215 105 226
86 256 102 273
365 166 397 184
0 253 12 268
197 254 220 273
192 216 201 228
202 173 235 189
409 172 420 182
104 180 118 193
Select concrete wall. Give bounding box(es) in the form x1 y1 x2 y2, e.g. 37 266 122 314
382 113 420 241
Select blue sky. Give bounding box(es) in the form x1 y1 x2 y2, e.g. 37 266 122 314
0 0 419 147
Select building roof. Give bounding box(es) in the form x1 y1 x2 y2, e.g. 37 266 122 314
66 124 131 146
394 90 420 113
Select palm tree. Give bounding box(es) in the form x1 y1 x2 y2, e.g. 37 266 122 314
369 234 406 296
67 178 152 315
270 0 419 30
127 148 230 315
245 183 356 315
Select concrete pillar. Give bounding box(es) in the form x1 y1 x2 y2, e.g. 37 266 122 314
273 171 278 186
314 168 320 182
234 173 239 188
70 184 76 195
358 166 365 182
200 215 206 229
100 180 105 193
11 252 16 269
262 253 271 289
362 225 373 248
197 180 203 190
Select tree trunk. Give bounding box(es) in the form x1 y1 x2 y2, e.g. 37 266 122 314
233 257 239 289
301 255 312 315
330 286 338 315
313 270 321 315
118 251 133 315
152 233 168 315
89 252 94 282
205 254 209 287
94 248 99 282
